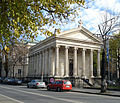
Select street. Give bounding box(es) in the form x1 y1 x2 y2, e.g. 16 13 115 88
0 84 120 103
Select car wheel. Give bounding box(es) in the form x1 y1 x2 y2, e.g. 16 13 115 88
57 87 61 92
27 85 29 88
35 86 38 89
47 86 50 91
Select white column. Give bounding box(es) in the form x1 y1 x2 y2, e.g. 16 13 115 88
90 49 94 77
82 48 86 78
97 50 101 77
42 51 45 76
49 47 52 76
32 56 34 76
39 52 42 76
73 47 78 77
34 54 37 77
37 53 40 76
28 56 31 76
55 45 60 76
33 55 35 77
36 54 38 77
44 50 47 76
45 49 48 76
64 46 69 77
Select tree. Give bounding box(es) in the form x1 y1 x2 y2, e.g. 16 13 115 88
109 33 120 79
0 0 88 77
0 0 87 49
0 55 2 77
8 42 29 77
98 11 120 93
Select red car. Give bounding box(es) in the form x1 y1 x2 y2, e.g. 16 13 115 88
47 80 72 92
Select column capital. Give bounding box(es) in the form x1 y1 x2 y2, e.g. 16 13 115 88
74 47 78 50
56 45 60 48
83 48 86 51
90 49 94 52
65 46 69 49
98 49 101 53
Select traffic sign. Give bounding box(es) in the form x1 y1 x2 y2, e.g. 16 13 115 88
50 78 54 83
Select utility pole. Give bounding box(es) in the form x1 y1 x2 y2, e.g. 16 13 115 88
106 39 110 80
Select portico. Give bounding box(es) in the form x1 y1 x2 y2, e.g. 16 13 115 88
28 26 102 86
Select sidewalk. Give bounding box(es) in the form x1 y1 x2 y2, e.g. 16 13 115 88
71 87 120 97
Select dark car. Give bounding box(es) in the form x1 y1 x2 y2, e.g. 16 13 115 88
14 78 22 85
3 77 14 84
107 80 116 86
0 77 4 83
3 77 22 85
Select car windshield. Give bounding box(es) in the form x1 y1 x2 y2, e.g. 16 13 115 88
64 81 71 85
32 80 40 82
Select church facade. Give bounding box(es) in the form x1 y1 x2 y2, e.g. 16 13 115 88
28 26 102 86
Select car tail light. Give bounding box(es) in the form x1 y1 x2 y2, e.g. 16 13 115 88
62 85 65 87
36 83 39 85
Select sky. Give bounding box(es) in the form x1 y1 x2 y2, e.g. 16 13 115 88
36 0 120 41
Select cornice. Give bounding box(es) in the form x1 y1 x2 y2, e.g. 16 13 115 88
55 36 103 45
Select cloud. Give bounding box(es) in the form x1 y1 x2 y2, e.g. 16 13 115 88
60 0 120 34
37 0 120 40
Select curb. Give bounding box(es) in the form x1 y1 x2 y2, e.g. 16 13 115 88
71 90 120 97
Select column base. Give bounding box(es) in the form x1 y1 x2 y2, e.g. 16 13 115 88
48 75 54 77
91 76 94 78
82 75 86 79
97 75 101 78
73 75 78 78
54 75 60 77
64 75 69 77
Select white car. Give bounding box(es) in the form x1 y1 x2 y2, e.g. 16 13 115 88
27 79 46 88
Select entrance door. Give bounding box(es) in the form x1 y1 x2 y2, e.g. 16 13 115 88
69 59 73 76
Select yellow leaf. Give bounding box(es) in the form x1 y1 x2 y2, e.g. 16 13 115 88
53 21 56 24
5 46 9 52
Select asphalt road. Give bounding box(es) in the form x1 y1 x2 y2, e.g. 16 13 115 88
0 84 120 103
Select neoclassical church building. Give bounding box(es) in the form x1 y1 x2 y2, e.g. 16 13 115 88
28 24 102 86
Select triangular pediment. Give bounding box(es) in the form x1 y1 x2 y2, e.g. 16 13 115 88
57 27 102 44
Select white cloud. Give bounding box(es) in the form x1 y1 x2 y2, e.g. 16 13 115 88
60 0 120 34
37 0 120 40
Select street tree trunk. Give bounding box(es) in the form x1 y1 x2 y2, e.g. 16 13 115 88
101 50 107 92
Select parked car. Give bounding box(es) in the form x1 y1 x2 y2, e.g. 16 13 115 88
3 77 14 84
14 78 22 85
3 77 22 85
107 80 116 86
47 80 72 92
27 79 46 88
0 77 4 83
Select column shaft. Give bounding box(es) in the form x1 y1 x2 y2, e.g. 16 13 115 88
39 52 42 76
73 47 78 77
97 50 101 77
44 50 47 76
64 46 69 77
36 54 39 76
49 48 52 76
55 46 59 76
42 51 45 76
82 48 86 78
32 56 33 76
90 49 94 77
